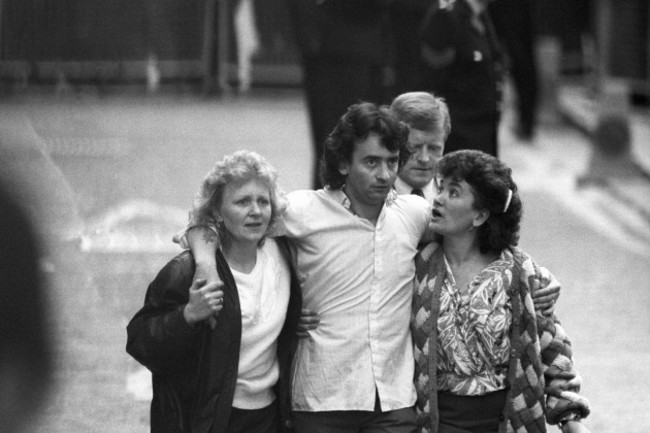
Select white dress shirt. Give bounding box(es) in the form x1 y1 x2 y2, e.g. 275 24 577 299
393 176 436 205
277 188 432 412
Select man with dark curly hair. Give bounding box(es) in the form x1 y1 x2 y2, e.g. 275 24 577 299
183 101 435 433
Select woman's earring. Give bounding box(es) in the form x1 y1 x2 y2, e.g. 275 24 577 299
216 217 225 230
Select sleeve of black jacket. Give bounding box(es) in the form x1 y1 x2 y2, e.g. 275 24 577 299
126 252 202 375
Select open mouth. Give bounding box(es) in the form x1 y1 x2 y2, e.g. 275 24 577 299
432 209 442 218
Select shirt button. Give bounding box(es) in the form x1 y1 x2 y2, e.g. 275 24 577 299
285 420 293 428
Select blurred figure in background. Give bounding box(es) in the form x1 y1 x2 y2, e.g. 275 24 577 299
534 0 592 77
285 0 390 189
386 0 435 98
234 0 260 93
0 184 54 433
419 0 504 157
489 0 539 141
0 116 84 246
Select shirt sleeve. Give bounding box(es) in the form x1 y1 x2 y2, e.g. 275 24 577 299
274 190 317 239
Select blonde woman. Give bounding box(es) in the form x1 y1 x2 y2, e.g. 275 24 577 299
127 151 302 433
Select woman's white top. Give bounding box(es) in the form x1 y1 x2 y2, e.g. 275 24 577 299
230 238 291 410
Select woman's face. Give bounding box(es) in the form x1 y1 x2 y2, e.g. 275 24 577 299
431 175 485 235
216 177 272 247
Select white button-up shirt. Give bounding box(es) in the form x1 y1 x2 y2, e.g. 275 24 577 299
278 188 431 412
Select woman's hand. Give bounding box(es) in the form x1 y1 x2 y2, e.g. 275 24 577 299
296 308 320 338
192 261 224 329
561 421 591 433
531 266 560 315
183 278 224 325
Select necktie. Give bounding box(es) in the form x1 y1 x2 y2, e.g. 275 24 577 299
411 188 424 198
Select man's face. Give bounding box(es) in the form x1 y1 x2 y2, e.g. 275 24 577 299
398 128 445 189
338 132 400 210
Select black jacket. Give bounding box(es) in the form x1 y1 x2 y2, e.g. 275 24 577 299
419 0 504 156
126 238 302 433
285 0 389 62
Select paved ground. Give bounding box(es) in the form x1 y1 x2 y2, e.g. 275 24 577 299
1 85 649 432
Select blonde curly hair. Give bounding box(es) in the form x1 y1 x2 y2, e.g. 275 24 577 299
190 150 286 245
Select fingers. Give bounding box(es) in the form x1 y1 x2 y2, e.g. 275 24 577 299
188 279 224 319
197 286 224 316
534 285 560 298
299 308 320 326
300 308 318 317
190 278 207 291
542 305 555 316
296 322 318 338
191 280 223 297
529 277 540 294
297 308 320 338
208 292 224 313
533 293 555 305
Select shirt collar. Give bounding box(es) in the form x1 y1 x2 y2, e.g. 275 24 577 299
327 186 398 214
394 177 436 201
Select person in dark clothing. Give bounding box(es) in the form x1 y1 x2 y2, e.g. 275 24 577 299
0 184 54 433
489 0 539 140
386 0 435 98
419 0 504 157
285 0 390 189
126 151 302 433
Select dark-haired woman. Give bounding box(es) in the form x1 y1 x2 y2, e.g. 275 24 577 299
413 150 591 433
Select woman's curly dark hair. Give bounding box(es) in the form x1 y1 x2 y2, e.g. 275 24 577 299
436 150 522 255
319 101 410 189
